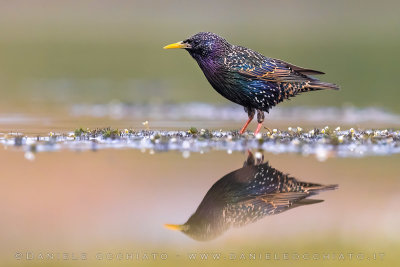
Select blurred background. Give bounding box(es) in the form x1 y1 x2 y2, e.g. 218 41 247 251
0 0 399 115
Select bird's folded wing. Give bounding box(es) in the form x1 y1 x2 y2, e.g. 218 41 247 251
259 192 310 209
280 60 325 75
227 192 310 227
236 59 321 83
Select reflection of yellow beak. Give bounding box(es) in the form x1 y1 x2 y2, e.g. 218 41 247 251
164 224 184 231
163 41 191 49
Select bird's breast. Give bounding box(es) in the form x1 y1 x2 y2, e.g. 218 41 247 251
198 60 249 106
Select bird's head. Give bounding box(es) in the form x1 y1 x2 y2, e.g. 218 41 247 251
163 32 230 60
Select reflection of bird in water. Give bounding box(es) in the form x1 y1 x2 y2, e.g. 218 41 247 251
165 152 337 241
164 32 339 134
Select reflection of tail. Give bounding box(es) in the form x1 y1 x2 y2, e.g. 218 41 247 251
306 81 340 91
286 178 338 196
306 184 339 195
289 184 337 209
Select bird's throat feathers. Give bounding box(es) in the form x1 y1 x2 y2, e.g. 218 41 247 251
196 57 220 75
187 43 229 72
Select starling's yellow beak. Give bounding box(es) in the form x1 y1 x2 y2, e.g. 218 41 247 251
164 224 184 231
163 41 191 49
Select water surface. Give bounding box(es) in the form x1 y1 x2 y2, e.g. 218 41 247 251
1 116 399 266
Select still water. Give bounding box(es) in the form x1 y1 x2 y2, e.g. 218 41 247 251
0 115 399 267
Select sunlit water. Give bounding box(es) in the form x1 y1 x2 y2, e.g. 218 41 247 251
1 108 399 266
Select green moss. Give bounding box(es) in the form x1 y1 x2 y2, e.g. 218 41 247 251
188 127 198 134
102 128 120 139
74 127 89 137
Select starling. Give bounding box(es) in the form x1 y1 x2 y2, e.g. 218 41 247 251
165 151 337 241
164 32 339 134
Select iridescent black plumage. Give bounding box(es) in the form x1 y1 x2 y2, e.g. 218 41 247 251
165 152 337 241
164 32 339 134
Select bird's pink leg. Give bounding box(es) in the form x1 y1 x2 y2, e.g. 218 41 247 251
254 123 263 135
239 117 253 134
239 108 255 134
253 110 265 135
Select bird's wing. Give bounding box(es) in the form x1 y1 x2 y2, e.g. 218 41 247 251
236 58 318 83
280 60 325 76
227 47 322 83
226 192 310 227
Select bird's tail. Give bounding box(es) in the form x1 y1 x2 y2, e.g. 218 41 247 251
306 81 340 91
282 80 339 98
